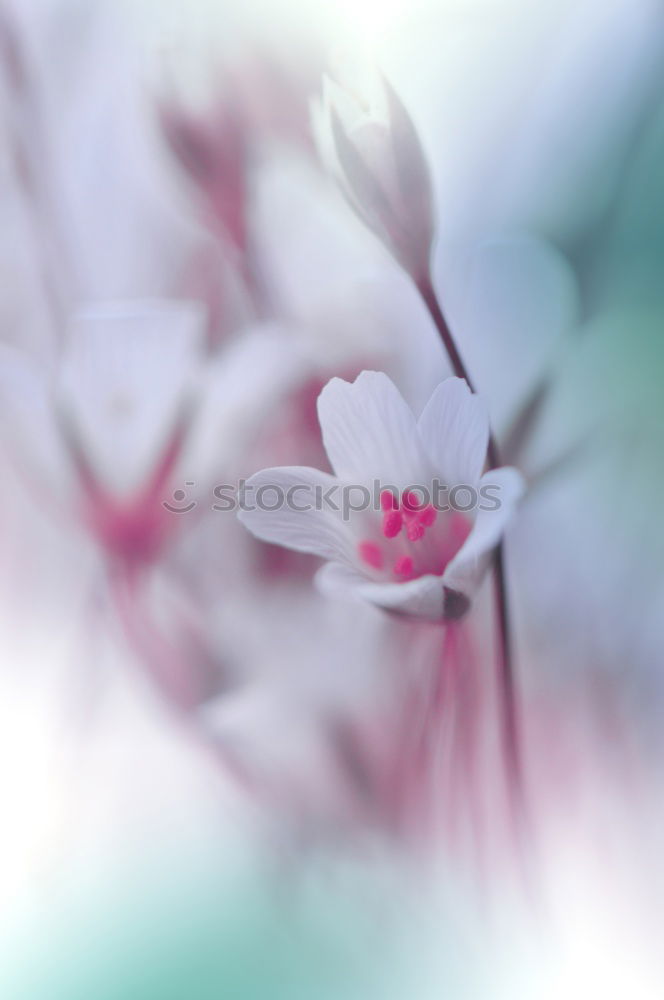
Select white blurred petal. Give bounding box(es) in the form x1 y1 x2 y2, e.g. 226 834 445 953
0 344 73 498
181 324 309 482
443 235 579 432
59 299 204 496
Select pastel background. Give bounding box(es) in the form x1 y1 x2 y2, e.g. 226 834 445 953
1 0 663 997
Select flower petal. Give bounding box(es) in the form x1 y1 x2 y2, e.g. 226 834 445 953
315 561 370 599
359 576 448 621
59 300 204 497
317 370 431 487
316 561 448 621
452 236 579 430
417 377 489 488
322 75 365 134
443 467 525 596
182 324 308 483
383 75 433 249
0 345 74 499
238 466 354 564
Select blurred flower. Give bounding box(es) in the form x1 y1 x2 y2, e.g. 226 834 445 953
0 300 311 710
312 64 434 280
0 300 306 572
159 48 324 322
239 371 523 621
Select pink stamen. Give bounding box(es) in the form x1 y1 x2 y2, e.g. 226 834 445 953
418 504 437 527
393 555 414 579
380 490 398 512
382 510 403 538
406 521 425 541
358 540 384 570
401 490 422 514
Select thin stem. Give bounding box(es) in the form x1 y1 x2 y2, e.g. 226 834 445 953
415 271 523 814
416 275 477 392
493 543 524 813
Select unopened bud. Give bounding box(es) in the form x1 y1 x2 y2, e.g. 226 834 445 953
312 61 434 280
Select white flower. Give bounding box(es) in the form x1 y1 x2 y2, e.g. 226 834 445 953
311 63 434 280
0 299 307 569
238 371 524 621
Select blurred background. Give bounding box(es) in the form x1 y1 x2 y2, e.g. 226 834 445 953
1 0 664 996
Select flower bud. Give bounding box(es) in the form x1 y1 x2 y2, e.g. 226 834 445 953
312 61 434 280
